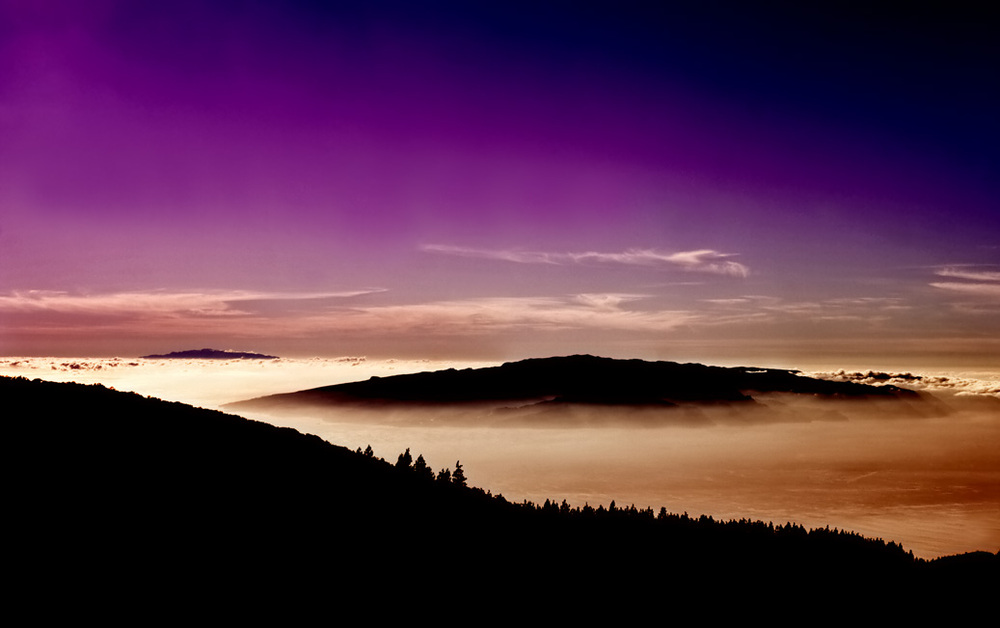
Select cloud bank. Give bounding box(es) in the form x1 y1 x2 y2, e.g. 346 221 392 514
813 369 1000 400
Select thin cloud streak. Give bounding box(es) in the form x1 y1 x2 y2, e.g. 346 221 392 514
0 289 699 342
422 245 750 277
4 282 995 364
0 289 386 316
935 267 1000 282
345 295 698 335
5 283 989 358
929 265 1000 299
698 294 915 328
930 282 1000 297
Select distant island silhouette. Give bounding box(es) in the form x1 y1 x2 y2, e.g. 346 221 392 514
141 347 279 360
229 354 919 418
4 375 994 610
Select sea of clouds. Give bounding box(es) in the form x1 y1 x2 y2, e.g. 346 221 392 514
0 355 494 409
806 368 1000 400
2 356 997 409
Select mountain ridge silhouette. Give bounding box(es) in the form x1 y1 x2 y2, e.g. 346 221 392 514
229 354 918 413
141 347 279 359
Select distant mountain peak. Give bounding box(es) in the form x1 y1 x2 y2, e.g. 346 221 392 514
230 354 917 412
141 348 279 360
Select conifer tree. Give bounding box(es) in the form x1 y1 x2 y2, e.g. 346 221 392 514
451 460 467 487
413 454 433 480
395 447 413 469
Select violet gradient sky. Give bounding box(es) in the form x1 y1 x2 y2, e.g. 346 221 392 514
2 1 998 365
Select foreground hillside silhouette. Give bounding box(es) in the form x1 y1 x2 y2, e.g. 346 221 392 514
6 376 994 607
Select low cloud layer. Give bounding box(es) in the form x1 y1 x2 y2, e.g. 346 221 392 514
810 369 1000 400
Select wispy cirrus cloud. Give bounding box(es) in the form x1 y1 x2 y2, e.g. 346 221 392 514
700 294 912 326
324 293 698 335
930 282 1000 297
934 267 1000 282
8 287 915 341
422 245 750 277
931 265 1000 298
0 288 697 342
0 288 385 316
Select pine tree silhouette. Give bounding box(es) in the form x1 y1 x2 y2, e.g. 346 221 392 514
452 460 467 487
413 454 433 480
395 448 413 469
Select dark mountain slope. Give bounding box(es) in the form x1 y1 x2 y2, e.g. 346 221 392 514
5 376 992 613
230 354 918 412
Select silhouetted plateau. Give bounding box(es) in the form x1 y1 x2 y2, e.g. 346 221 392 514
141 347 278 359
228 354 923 425
6 374 993 611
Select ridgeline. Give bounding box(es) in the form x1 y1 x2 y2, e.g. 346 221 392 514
141 348 278 360
230 354 918 411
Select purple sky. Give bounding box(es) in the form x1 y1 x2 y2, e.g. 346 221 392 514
2 1 998 365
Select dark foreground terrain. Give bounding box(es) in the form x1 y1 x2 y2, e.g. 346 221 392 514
5 376 995 615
